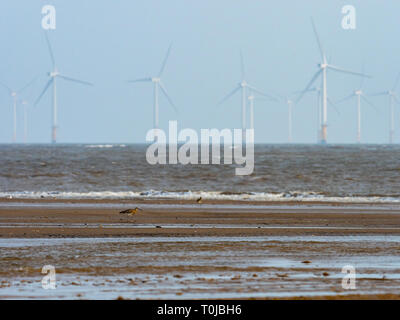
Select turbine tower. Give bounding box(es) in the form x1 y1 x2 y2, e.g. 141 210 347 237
275 93 295 143
219 51 275 140
286 97 294 143
295 85 340 143
247 90 275 131
128 44 177 129
20 99 30 143
370 72 400 144
300 86 322 142
19 87 36 144
336 70 377 143
35 33 93 143
296 18 369 144
0 78 36 143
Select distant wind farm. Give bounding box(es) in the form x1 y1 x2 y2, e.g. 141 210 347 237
1 18 399 144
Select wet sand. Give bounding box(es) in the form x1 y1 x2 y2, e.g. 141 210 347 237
1 199 400 238
0 199 400 299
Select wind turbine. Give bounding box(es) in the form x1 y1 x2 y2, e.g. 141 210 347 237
294 85 340 143
285 97 294 143
0 78 37 143
18 98 35 144
302 86 322 142
219 52 275 140
128 44 177 129
292 85 322 142
35 33 93 143
274 94 295 143
336 70 377 143
247 90 276 131
296 18 370 144
22 100 28 143
369 72 400 144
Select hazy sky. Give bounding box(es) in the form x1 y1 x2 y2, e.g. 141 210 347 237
0 0 400 144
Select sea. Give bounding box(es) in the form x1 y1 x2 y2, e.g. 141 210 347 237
0 144 400 203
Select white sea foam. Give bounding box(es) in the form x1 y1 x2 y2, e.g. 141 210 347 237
85 144 126 148
1 190 400 203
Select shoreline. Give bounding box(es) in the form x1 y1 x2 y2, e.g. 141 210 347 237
1 197 400 207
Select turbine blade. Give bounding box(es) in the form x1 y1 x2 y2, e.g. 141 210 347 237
368 91 388 97
45 32 56 67
360 63 366 89
292 87 319 95
392 72 400 91
393 94 400 105
311 17 325 61
327 97 340 116
158 43 172 77
127 77 152 83
240 50 245 81
59 75 93 86
361 95 379 112
0 80 11 93
336 93 355 104
218 85 241 105
159 81 178 113
246 84 277 101
328 65 371 78
273 92 285 100
17 75 39 93
295 70 322 104
253 97 271 102
34 79 53 106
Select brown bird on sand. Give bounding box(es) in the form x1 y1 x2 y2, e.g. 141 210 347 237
196 197 202 204
119 207 143 216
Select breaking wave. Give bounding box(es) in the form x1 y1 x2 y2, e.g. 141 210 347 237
1 190 400 203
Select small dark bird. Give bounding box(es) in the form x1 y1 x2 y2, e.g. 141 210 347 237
196 197 203 204
119 207 143 216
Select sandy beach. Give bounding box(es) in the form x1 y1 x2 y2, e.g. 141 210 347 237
0 199 400 238
1 199 400 299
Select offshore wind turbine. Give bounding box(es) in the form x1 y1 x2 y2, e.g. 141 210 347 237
336 70 377 143
219 52 275 140
294 86 322 142
19 97 35 143
247 90 275 131
296 18 370 144
275 93 295 143
295 85 340 143
21 100 28 143
128 44 177 129
35 33 93 144
300 86 322 142
285 97 294 143
369 72 400 144
0 78 37 143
